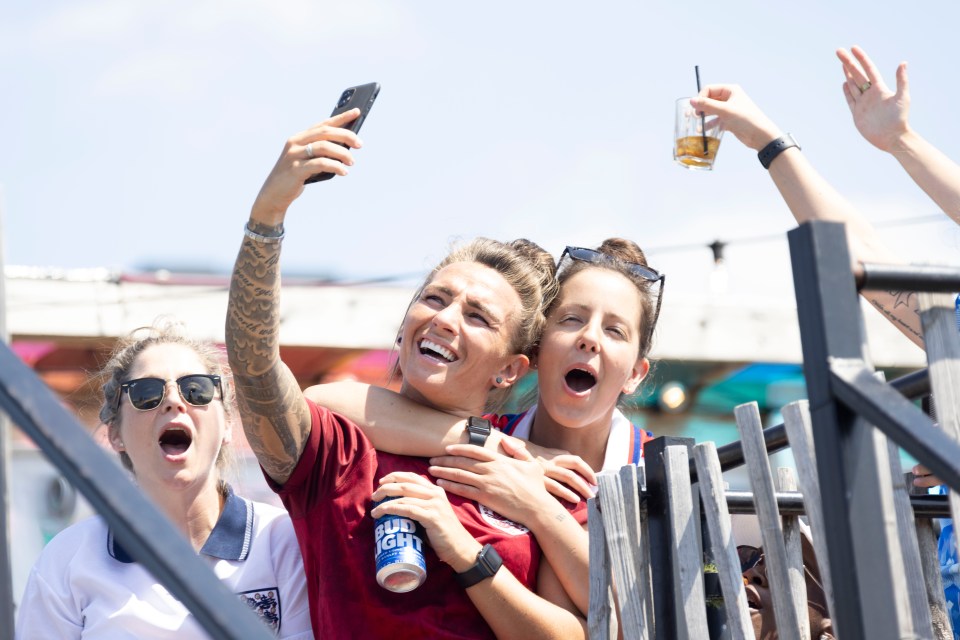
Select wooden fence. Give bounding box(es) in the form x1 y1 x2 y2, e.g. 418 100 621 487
588 222 960 639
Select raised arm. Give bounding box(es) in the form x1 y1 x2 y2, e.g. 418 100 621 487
838 46 960 224
691 85 923 348
226 110 362 484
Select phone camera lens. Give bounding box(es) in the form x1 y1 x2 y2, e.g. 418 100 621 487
338 89 355 108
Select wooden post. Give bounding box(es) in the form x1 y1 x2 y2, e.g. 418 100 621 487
908 474 953 639
693 442 753 640
587 497 616 640
734 402 804 640
598 469 648 639
776 467 809 636
663 446 708 639
782 401 835 620
917 290 960 640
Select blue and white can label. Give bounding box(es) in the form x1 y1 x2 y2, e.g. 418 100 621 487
373 498 427 593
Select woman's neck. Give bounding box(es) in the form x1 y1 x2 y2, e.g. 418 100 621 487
529 402 616 473
399 382 484 418
142 478 224 552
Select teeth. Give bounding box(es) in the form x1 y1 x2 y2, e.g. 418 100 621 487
421 339 455 362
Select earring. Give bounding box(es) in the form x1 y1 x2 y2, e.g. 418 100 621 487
495 376 503 385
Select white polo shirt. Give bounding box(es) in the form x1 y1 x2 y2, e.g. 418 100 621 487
16 487 313 639
505 404 647 471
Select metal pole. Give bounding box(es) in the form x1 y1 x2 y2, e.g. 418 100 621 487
0 189 16 638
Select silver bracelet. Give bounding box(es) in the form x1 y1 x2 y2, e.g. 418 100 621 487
244 222 285 244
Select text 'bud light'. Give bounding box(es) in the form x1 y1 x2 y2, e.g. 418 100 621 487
373 497 427 592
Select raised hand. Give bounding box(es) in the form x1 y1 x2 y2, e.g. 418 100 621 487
250 109 363 225
837 46 910 153
689 85 782 151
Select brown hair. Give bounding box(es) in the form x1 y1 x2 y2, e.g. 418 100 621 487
99 322 235 476
397 237 559 409
552 238 660 359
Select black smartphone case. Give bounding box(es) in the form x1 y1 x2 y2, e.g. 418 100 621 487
305 82 380 184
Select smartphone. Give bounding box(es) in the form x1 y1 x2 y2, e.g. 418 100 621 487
305 82 380 184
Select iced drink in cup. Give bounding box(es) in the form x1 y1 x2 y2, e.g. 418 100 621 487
674 97 724 170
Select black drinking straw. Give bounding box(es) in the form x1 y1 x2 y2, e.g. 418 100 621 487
695 65 708 154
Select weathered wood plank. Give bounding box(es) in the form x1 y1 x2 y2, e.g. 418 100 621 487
587 496 616 640
663 445 709 639
782 401 835 620
735 402 804 640
598 470 646 638
693 442 753 640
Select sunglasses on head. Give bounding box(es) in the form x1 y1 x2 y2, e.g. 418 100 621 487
116 374 223 411
559 246 666 340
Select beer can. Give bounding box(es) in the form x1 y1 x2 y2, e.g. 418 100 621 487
373 498 427 593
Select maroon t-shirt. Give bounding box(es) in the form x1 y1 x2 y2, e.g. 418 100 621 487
269 399 544 639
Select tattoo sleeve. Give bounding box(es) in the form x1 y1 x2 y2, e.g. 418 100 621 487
226 224 311 484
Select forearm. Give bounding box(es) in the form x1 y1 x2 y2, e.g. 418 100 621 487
305 381 478 455
226 224 310 484
523 504 590 615
464 561 587 640
767 148 924 348
889 129 960 225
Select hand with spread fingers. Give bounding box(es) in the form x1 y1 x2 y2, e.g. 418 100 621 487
837 46 911 153
250 109 363 226
503 436 597 502
428 442 557 527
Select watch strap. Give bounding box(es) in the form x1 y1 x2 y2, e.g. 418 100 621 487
455 543 503 588
466 416 491 447
757 133 800 169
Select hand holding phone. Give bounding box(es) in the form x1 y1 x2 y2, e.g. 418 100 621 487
305 82 380 184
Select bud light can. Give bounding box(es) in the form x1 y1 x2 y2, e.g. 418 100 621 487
373 497 427 592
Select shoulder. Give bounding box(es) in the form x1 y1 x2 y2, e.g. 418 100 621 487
34 516 106 566
248 500 297 545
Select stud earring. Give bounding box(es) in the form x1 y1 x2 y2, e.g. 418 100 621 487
495 376 503 385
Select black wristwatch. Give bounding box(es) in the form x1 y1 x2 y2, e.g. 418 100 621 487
466 416 491 447
757 133 800 169
455 543 503 588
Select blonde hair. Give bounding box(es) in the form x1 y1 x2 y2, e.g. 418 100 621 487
99 322 235 480
397 238 559 410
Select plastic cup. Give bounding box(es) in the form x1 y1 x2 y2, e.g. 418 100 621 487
674 97 724 170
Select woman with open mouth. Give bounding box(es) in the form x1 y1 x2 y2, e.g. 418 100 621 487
226 110 589 639
308 238 664 615
16 324 313 639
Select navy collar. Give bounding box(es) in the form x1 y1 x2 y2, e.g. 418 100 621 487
108 485 254 564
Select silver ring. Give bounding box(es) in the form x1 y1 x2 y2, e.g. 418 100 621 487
858 80 872 94
305 142 315 159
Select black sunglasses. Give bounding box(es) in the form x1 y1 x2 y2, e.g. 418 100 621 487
116 374 223 411
559 246 666 341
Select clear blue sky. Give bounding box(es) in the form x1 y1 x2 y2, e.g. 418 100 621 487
3 1 960 300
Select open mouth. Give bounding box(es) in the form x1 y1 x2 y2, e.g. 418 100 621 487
159 427 192 456
744 583 762 611
565 368 597 393
419 339 457 363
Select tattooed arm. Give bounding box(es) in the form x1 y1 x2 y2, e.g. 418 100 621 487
225 110 364 484
692 86 924 349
